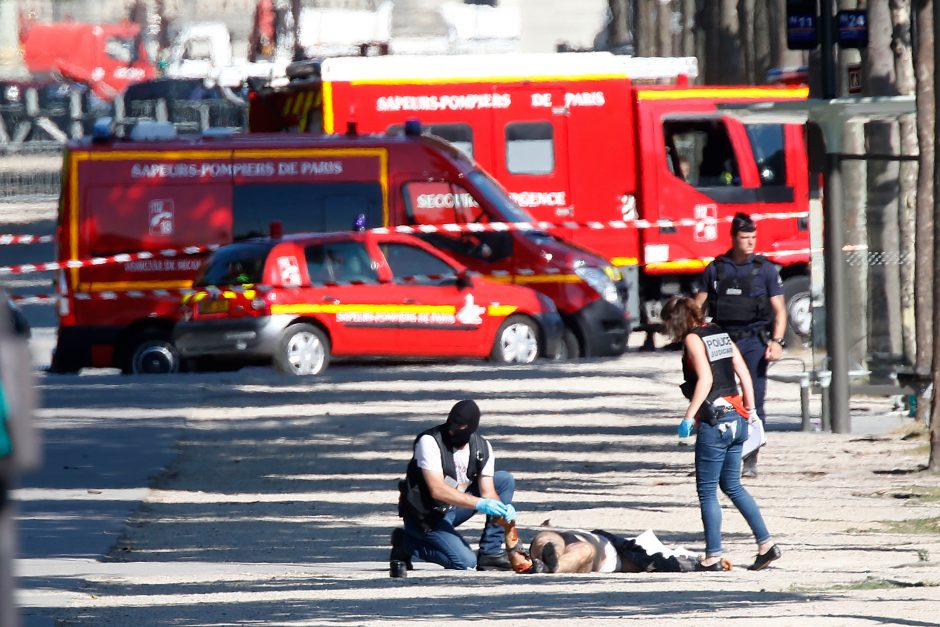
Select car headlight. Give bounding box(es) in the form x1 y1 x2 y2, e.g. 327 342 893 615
574 266 620 305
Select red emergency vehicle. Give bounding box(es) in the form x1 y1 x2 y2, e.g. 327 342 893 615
248 52 812 341
20 21 155 101
173 231 563 375
52 123 627 373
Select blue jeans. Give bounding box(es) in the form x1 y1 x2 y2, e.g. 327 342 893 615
695 415 771 557
736 334 768 424
401 470 514 570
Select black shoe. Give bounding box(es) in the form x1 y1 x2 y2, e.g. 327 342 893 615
389 528 413 570
695 559 724 571
476 551 512 571
541 541 560 573
748 544 782 571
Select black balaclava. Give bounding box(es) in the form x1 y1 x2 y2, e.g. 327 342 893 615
441 399 480 449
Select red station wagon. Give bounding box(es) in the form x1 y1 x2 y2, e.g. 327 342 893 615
173 231 563 375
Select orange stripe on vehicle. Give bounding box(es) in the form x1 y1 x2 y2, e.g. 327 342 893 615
486 305 518 317
513 274 582 285
611 257 639 267
636 87 809 101
645 260 709 272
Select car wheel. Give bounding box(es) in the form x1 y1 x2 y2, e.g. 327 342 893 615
783 275 812 346
491 315 541 364
125 330 180 374
274 323 330 376
554 328 580 360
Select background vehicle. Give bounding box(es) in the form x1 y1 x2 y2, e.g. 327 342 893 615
248 51 811 342
174 231 562 375
20 21 156 101
52 124 626 374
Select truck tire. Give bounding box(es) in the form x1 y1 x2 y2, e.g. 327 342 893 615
783 275 812 346
554 328 580 360
490 315 541 364
124 330 181 374
273 323 330 376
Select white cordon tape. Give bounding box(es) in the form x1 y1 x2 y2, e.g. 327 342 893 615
0 234 54 245
0 212 810 247
0 244 221 276
8 275 463 304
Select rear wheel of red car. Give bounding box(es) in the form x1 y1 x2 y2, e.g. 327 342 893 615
490 315 541 364
274 323 330 376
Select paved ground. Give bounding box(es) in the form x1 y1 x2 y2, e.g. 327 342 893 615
10 348 940 626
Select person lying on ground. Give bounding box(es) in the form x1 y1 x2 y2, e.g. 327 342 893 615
526 528 719 574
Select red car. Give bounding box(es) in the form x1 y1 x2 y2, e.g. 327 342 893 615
173 231 563 375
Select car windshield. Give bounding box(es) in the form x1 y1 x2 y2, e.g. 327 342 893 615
195 243 272 286
466 170 536 224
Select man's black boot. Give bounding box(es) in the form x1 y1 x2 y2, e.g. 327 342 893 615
476 550 513 571
742 451 758 478
390 528 414 570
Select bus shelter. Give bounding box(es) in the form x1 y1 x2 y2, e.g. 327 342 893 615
720 96 917 433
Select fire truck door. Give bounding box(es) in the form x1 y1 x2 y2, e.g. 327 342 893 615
490 88 572 225
645 115 769 266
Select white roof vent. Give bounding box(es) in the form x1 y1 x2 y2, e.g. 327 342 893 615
129 121 178 141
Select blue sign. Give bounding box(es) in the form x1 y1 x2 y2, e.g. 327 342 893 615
787 1 818 50
837 10 868 48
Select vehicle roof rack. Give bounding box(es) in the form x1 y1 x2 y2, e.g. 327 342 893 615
129 121 178 141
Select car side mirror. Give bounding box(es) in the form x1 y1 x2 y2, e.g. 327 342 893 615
456 270 473 290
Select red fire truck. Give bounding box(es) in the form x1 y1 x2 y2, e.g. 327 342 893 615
248 52 812 341
51 124 628 373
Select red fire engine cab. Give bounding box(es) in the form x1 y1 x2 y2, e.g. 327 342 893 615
248 52 812 342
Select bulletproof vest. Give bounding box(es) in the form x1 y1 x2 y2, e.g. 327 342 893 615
711 255 771 327
681 325 739 403
397 425 489 530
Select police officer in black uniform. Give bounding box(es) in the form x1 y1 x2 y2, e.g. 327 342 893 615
390 400 516 571
695 213 787 477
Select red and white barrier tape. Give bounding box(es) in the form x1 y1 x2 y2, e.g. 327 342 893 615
0 244 220 276
0 211 810 247
0 234 54 245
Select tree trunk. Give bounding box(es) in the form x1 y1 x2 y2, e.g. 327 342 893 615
681 0 697 60
657 0 674 57
636 0 656 56
929 0 940 471
864 0 902 382
717 0 743 83
698 0 720 83
739 0 755 83
607 0 632 51
891 1 917 368
844 122 868 368
753 0 771 83
914 0 934 429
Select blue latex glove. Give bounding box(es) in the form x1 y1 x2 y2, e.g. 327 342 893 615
475 498 509 518
502 503 517 522
678 418 695 439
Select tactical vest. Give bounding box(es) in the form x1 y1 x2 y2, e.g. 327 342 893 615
711 255 771 328
681 325 739 403
397 425 489 530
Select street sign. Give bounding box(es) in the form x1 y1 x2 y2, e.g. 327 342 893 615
837 10 868 48
847 63 862 94
787 0 819 50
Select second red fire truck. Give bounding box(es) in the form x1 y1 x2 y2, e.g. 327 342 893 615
249 51 812 342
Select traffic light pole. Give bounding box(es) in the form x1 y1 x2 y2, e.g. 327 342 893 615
820 0 837 99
